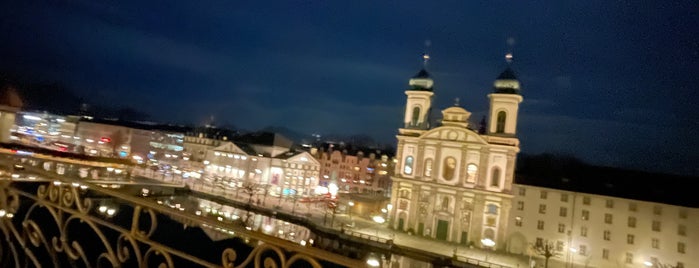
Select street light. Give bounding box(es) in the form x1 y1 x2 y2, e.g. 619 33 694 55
569 247 577 268
481 238 495 262
348 201 355 221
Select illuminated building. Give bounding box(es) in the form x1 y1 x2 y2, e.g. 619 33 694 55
312 144 394 196
388 63 522 247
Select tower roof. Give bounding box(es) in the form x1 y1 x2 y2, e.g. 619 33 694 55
493 67 521 94
412 69 430 79
408 69 434 91
496 67 517 80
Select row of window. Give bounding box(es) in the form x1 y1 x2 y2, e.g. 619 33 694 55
519 206 689 236
404 156 502 187
534 239 686 267
518 187 690 219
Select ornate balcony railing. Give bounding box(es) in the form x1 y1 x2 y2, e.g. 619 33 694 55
0 155 366 268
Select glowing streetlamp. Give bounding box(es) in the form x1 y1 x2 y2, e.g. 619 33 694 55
481 238 496 262
348 201 355 222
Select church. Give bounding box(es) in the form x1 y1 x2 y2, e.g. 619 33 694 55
388 59 523 249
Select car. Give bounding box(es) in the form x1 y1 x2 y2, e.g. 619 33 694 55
13 164 25 171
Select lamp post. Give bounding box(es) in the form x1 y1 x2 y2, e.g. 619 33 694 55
348 201 355 222
644 259 676 268
481 238 495 262
569 247 577 268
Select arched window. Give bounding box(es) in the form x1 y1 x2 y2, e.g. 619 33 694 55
424 158 433 177
443 157 456 180
490 167 501 187
466 164 478 183
404 156 414 175
496 111 506 133
411 107 421 126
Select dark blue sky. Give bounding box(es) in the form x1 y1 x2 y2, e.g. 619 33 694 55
1 1 698 175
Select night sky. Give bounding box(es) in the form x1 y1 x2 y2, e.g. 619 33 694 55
1 1 697 176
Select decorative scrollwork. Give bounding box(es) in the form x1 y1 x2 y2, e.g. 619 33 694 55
131 206 158 238
36 182 92 214
143 247 174 268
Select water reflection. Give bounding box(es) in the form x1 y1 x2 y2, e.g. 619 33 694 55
155 195 313 246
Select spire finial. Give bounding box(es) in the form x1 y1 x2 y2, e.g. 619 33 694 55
423 39 431 67
454 97 460 107
505 37 515 64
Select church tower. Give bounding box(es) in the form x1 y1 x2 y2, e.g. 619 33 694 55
401 55 434 135
487 67 523 136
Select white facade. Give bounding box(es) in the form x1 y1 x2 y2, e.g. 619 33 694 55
388 67 522 248
506 185 697 268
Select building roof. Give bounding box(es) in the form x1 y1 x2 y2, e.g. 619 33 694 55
515 154 698 208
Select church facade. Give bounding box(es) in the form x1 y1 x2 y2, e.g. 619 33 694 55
388 65 523 250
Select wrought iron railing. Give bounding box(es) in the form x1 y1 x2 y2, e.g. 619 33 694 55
0 155 366 268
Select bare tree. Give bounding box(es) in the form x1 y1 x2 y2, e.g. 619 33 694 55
532 240 562 268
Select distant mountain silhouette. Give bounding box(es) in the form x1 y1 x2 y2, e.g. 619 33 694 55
0 72 150 120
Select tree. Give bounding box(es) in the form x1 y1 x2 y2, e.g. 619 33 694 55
532 240 562 268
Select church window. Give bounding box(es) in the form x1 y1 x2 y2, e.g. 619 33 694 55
496 111 506 133
442 197 450 210
442 157 456 180
411 107 420 126
486 204 498 215
490 167 501 187
404 156 414 175
466 164 477 183
424 159 433 177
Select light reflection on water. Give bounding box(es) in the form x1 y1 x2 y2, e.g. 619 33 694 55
156 195 313 246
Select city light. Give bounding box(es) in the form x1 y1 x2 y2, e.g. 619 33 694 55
372 215 385 224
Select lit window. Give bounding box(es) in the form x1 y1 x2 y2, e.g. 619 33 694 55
626 234 634 244
579 245 587 255
582 210 589 221
515 216 522 227
537 221 544 230
603 230 611 241
466 164 477 183
403 156 414 175
539 204 546 214
628 217 636 228
517 201 524 210
423 159 433 177
540 190 547 199
559 207 567 217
